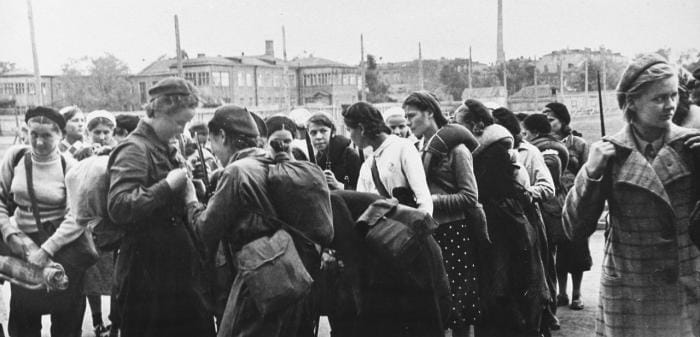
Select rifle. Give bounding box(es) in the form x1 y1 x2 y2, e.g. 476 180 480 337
193 132 212 196
597 71 606 137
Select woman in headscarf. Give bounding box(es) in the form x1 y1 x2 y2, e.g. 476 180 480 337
0 106 86 337
544 102 592 310
404 91 485 337
455 99 549 337
70 110 118 337
564 53 700 337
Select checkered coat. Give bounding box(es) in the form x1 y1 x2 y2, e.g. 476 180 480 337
563 124 700 337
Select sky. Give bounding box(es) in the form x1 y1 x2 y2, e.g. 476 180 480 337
1 0 698 75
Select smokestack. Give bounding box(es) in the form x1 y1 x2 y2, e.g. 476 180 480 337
497 0 505 64
265 40 274 57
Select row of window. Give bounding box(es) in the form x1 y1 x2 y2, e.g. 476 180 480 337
0 82 50 96
303 73 358 87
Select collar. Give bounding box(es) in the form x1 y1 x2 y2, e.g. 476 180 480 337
229 147 266 165
630 125 665 157
132 120 171 152
372 134 401 157
604 123 697 152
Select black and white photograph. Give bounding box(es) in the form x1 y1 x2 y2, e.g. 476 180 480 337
0 0 699 336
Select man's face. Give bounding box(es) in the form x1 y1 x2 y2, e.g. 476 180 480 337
386 116 411 138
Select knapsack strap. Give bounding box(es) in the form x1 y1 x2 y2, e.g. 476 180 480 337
370 158 391 198
23 152 67 238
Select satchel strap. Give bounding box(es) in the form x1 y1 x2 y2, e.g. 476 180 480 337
24 152 67 238
370 158 391 198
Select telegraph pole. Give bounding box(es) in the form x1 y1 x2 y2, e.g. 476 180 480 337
27 0 42 105
282 25 290 111
360 34 366 101
418 42 424 90
533 56 538 109
467 46 473 98
175 15 183 77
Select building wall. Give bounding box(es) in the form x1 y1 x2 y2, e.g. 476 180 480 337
0 75 65 108
297 67 358 106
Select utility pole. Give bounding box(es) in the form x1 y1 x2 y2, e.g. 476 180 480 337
27 0 42 106
360 34 366 102
558 53 564 100
533 56 538 109
584 55 589 97
282 25 290 112
418 42 424 90
174 15 183 77
601 48 607 91
467 46 473 98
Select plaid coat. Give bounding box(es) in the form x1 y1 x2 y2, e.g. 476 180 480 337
563 124 700 337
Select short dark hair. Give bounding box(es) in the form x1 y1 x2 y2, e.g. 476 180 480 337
523 113 552 135
492 107 521 138
402 91 448 128
207 110 259 150
342 102 390 138
307 113 336 133
115 114 140 136
265 115 298 137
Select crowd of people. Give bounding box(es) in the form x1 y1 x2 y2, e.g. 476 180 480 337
0 52 698 337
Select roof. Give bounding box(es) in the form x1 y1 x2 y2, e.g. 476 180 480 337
137 57 176 76
291 56 353 69
0 68 59 78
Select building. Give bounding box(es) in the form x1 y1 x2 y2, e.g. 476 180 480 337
0 69 65 108
536 48 628 90
132 41 359 109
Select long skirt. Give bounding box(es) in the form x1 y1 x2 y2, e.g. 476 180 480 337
434 221 480 328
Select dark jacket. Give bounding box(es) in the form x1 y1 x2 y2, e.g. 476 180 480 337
473 141 550 335
332 190 450 337
189 148 321 337
314 135 361 190
107 121 214 337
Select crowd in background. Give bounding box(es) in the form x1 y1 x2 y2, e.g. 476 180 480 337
0 53 698 337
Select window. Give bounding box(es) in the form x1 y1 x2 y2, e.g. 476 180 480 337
238 72 244 87
28 83 35 95
197 72 210 86
15 83 25 95
273 75 280 87
5 83 14 95
257 73 263 87
221 72 229 87
246 73 253 87
41 83 47 96
185 72 196 83
139 82 147 103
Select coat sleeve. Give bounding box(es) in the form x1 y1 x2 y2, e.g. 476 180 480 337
0 146 27 241
188 167 242 257
401 143 433 215
107 142 173 228
432 145 478 223
525 149 555 201
562 166 608 240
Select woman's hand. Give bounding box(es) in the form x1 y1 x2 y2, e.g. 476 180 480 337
6 233 30 258
584 140 616 179
323 170 344 190
27 248 50 267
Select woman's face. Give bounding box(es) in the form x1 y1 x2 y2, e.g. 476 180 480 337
629 76 678 130
386 116 410 138
522 128 536 142
154 107 195 142
546 113 563 134
268 129 294 154
28 121 61 156
89 123 114 146
405 107 432 139
308 122 332 152
65 112 86 139
345 124 366 148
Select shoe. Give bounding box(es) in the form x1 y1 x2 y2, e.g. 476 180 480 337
570 298 584 310
556 294 569 307
550 317 561 331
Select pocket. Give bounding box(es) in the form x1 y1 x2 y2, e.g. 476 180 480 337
236 229 313 315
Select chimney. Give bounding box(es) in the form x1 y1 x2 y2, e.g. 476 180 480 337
265 40 274 57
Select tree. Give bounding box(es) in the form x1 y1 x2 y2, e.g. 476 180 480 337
438 60 500 100
568 58 627 92
365 54 392 102
494 57 536 95
61 54 137 111
0 61 15 75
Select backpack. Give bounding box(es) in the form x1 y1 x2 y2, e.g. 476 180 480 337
265 152 334 246
64 155 121 252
